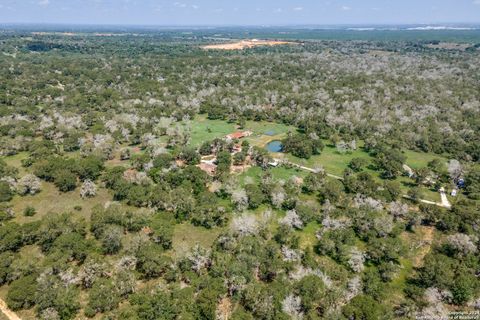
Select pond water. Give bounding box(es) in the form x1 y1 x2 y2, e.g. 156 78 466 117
266 140 283 153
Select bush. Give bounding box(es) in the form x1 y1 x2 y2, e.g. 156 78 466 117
6 275 38 310
0 181 13 202
23 206 36 217
136 243 172 279
451 274 474 305
342 295 385 320
0 251 14 285
51 232 91 263
16 174 42 195
245 184 265 209
54 170 77 192
349 157 369 172
130 291 178 320
85 279 121 317
76 156 104 181
101 225 123 254
407 187 423 203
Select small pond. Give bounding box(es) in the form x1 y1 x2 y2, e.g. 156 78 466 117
266 140 283 153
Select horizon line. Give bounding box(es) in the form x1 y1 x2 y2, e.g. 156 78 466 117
1 22 480 28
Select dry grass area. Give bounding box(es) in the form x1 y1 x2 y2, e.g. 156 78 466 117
368 50 394 56
217 297 232 320
10 181 113 223
412 226 435 267
400 226 435 268
172 223 222 258
202 39 294 50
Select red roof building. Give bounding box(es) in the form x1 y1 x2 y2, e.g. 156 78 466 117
226 131 252 140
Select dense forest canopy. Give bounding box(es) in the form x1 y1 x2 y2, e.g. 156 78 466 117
0 27 479 320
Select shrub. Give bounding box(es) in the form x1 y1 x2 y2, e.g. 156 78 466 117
0 181 13 202
6 275 38 310
23 206 36 217
54 170 77 192
85 279 120 317
16 174 42 195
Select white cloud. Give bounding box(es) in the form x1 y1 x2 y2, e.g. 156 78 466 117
293 7 303 11
473 0 480 5
341 5 351 11
191 4 199 9
38 0 50 6
173 2 187 8
274 8 283 13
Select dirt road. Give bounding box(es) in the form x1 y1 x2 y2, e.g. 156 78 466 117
439 187 452 209
0 299 21 320
276 159 344 180
279 159 451 209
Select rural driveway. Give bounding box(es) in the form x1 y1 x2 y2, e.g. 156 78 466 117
280 159 451 209
0 298 21 320
439 187 452 209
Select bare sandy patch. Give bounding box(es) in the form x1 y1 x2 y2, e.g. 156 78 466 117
32 32 77 36
202 39 294 50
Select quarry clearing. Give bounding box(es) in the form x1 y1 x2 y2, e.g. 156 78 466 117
202 39 294 50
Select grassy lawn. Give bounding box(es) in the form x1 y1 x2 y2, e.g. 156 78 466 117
296 221 320 249
397 176 440 202
387 257 413 302
189 116 237 147
244 120 295 148
282 144 374 177
403 149 448 170
172 223 223 258
10 182 113 223
245 120 295 136
250 138 444 202
1 152 29 175
189 116 295 148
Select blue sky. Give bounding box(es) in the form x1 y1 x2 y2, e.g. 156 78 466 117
0 0 479 25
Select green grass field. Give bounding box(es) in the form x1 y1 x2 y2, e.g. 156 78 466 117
172 223 223 257
189 116 295 148
251 138 443 202
2 152 28 176
238 166 308 186
403 149 449 170
189 116 237 147
296 221 321 249
284 144 374 177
